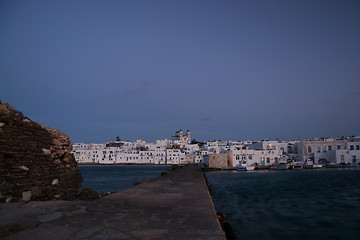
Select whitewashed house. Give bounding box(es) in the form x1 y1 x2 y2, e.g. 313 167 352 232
166 149 186 164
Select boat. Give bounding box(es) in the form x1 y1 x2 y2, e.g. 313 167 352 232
276 162 289 170
246 166 256 171
291 162 303 170
312 164 323 169
303 159 323 169
236 165 246 171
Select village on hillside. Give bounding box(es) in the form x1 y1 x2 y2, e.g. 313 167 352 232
73 130 360 170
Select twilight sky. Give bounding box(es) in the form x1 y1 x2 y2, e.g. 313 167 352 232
1 0 359 143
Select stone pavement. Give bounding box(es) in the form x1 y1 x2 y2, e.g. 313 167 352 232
0 165 226 240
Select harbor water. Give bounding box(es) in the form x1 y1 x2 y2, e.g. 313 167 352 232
206 168 360 240
78 165 169 193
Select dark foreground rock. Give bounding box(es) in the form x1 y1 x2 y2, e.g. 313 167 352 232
78 188 100 200
0 101 82 202
0 165 226 240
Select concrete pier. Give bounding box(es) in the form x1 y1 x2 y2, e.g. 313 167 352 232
0 165 226 239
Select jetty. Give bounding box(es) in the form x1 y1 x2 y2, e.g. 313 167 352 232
0 165 226 239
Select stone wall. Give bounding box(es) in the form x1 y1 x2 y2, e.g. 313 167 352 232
209 153 229 169
0 101 82 202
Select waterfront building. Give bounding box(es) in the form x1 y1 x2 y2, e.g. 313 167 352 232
166 149 186 164
73 149 92 163
229 142 285 168
314 141 360 165
206 153 229 169
314 149 360 165
299 138 347 162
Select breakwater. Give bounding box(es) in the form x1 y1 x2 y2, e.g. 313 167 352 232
0 165 226 239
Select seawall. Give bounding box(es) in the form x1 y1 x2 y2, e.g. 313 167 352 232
0 165 226 239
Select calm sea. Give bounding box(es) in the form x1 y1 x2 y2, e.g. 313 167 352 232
78 165 168 193
206 168 360 240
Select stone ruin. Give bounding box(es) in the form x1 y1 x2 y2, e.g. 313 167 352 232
0 100 83 202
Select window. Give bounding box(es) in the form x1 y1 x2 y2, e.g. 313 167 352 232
328 146 332 151
322 146 326 152
337 145 341 150
317 147 321 153
308 146 312 153
350 145 354 150
356 145 359 150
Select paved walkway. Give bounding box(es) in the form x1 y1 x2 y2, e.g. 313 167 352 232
0 165 226 240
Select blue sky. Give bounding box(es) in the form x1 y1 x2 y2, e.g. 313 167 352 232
1 0 359 143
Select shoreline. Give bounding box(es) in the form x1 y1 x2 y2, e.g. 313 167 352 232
77 163 360 172
77 163 170 166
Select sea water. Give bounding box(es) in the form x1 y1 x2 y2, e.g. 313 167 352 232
78 165 168 193
206 168 360 240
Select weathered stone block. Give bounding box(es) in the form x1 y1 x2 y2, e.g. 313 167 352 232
42 149 51 155
22 191 31 202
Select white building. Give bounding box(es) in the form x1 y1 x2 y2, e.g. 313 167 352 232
154 147 166 164
314 141 360 165
166 149 186 164
230 140 286 168
299 138 347 162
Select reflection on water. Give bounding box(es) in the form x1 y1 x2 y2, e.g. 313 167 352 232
206 169 360 240
78 165 168 193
